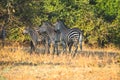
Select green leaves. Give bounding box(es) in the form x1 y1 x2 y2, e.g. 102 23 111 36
8 27 26 42
95 0 120 22
0 0 120 47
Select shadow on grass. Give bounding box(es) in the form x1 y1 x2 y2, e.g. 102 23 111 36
0 48 119 67
0 61 64 67
79 50 120 58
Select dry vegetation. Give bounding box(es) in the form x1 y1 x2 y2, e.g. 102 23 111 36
0 46 120 80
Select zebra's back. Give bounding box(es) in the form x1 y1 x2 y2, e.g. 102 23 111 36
67 28 81 42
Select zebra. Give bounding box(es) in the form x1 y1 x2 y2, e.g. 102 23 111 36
37 21 60 55
67 28 83 53
54 20 83 56
23 27 50 54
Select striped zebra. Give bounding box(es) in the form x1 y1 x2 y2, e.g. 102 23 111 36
37 21 60 55
54 20 83 56
23 27 50 54
67 28 83 53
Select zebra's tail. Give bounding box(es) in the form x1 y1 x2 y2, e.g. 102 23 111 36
79 31 83 51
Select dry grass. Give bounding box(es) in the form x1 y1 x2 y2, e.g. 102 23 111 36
0 46 120 80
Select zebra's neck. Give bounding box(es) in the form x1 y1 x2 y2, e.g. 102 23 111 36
60 23 69 34
46 26 55 42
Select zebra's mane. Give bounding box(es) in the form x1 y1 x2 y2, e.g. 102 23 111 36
27 27 40 38
58 20 69 29
44 21 55 32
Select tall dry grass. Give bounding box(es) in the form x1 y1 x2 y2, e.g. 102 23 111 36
0 46 120 80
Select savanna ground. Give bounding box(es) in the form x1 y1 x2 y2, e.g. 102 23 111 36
0 44 120 80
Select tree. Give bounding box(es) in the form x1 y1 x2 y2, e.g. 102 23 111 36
0 0 120 48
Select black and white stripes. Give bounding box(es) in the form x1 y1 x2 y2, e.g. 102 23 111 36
23 20 83 56
54 20 83 55
67 29 80 41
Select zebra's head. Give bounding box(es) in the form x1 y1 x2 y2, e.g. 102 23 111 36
38 22 48 33
54 20 61 31
54 20 69 32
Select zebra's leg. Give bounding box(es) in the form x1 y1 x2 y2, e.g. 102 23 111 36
80 41 82 51
47 42 50 54
68 41 73 53
47 39 51 54
55 42 59 55
52 43 55 55
61 41 66 54
30 41 33 54
30 41 35 54
74 44 78 53
73 42 78 57
45 41 50 54
43 42 46 54
53 41 59 55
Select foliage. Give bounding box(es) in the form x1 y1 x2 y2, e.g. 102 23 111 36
95 0 120 22
0 0 120 47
